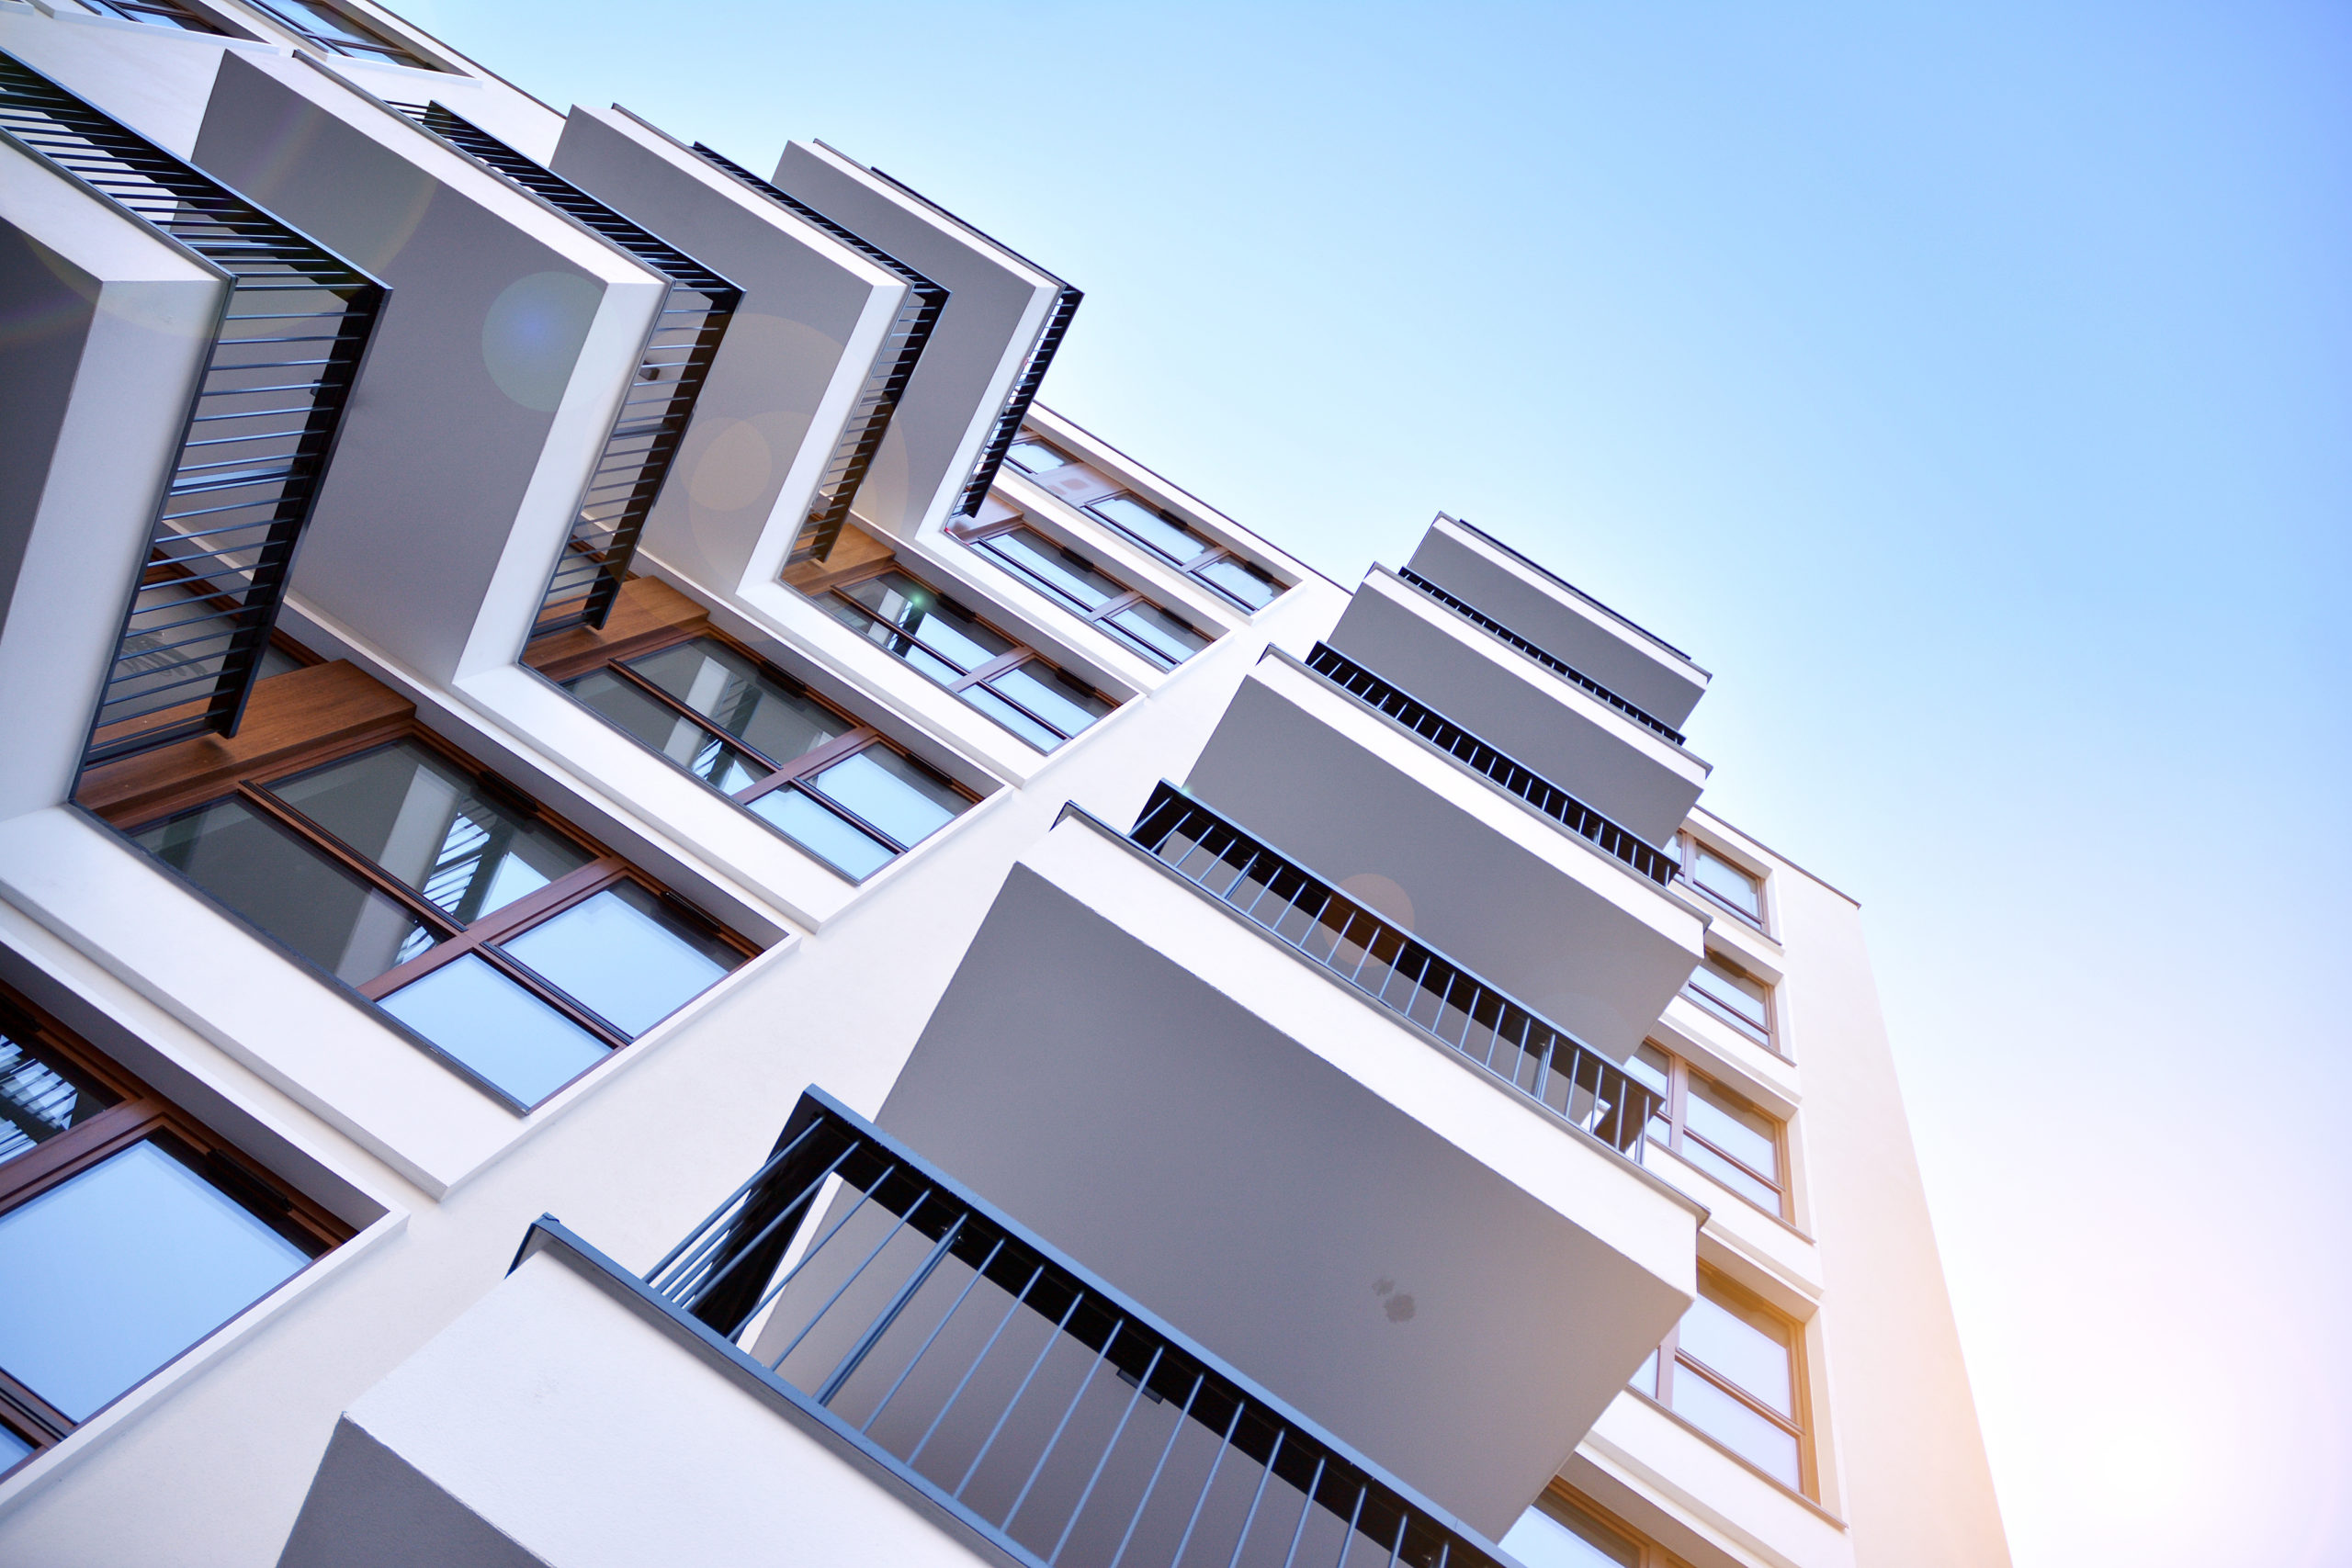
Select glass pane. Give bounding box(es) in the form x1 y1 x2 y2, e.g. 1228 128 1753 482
1690 845 1762 919
978 529 1123 613
626 641 848 767
0 1423 28 1468
501 884 741 1038
985 664 1112 741
1687 1077 1780 1182
1086 495 1207 565
1004 437 1069 473
0 1139 310 1422
0 1032 119 1169
1689 954 1770 1036
1105 602 1209 668
807 747 964 849
1498 1504 1640 1568
958 685 1065 751
261 0 396 47
379 953 610 1105
831 574 1011 675
1671 1366 1803 1487
1631 1348 1658 1396
1193 554 1282 611
1678 1286 1795 1417
1683 1140 1785 1214
137 798 435 985
268 741 594 926
566 670 767 793
748 790 895 881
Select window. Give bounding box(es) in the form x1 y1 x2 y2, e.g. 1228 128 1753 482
1665 832 1765 928
967 524 1211 670
1626 1043 1787 1217
1683 949 1773 1049
1003 435 1071 474
823 570 1115 752
56 0 223 30
1500 1491 1645 1567
0 982 348 1468
1634 1271 1811 1494
125 734 751 1108
1082 494 1283 613
565 637 976 881
243 0 435 66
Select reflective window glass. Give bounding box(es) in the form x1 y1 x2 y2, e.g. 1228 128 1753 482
268 741 594 925
978 529 1121 613
627 640 848 766
135 799 434 984
378 953 610 1106
806 748 963 849
1105 602 1209 668
1687 1077 1779 1181
1679 1288 1795 1417
1087 495 1209 565
985 665 1112 744
0 1032 119 1169
1681 1139 1783 1213
959 686 1063 752
1005 437 1070 473
0 1423 29 1467
1194 554 1281 611
0 1139 311 1422
1690 844 1763 920
833 575 1011 675
565 669 766 792
1689 953 1770 1038
1672 1364 1802 1486
1499 1501 1641 1568
749 792 893 880
500 884 741 1039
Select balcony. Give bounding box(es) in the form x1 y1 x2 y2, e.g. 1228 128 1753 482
278 1091 1530 1568
1324 568 1709 846
877 804 1703 1537
1182 650 1704 1059
1402 515 1708 733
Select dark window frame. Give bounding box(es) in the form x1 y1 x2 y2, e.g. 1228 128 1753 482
959 518 1211 671
107 721 758 1103
1634 1042 1789 1220
1641 1267 1815 1499
820 565 1118 751
564 626 982 873
0 981 350 1467
60 0 228 31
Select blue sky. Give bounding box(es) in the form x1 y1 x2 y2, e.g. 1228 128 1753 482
409 3 2352 1560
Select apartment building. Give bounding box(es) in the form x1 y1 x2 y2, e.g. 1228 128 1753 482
0 4 2010 1565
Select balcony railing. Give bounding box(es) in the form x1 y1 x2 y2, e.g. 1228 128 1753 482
385 101 742 637
685 139 946 568
1301 645 1674 887
1394 569 1685 746
0 51 386 768
1128 784 1659 1156
642 1087 1516 1568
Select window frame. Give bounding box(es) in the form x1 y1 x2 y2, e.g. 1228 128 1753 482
1642 1267 1815 1498
102 719 759 1107
1667 830 1769 934
0 980 350 1466
1515 1482 1691 1568
564 628 982 877
57 0 230 32
1634 1043 1789 1220
1683 946 1778 1054
959 518 1212 671
239 0 438 67
820 564 1119 751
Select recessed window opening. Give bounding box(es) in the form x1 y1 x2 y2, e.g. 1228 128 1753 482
53 0 223 30
1082 493 1283 613
965 524 1210 670
1666 832 1766 927
565 637 977 881
1002 435 1071 473
1499 1490 1645 1568
1684 948 1773 1050
821 570 1115 751
0 980 351 1471
1627 1043 1787 1217
1634 1269 1812 1494
242 0 436 66
116 732 752 1108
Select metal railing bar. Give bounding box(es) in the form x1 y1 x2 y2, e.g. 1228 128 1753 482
906 1260 1049 1470
954 1283 1089 1499
1171 1397 1250 1568
1108 1370 1210 1568
1225 1427 1288 1568
1051 1340 1166 1566
813 1210 965 1407
861 1235 1010 1436
1006 1317 1126 1532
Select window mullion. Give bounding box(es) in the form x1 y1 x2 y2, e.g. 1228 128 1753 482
0 1100 163 1210
1674 1351 1804 1437
233 784 461 937
954 648 1033 692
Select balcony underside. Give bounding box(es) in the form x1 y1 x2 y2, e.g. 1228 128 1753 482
877 816 1701 1538
1183 658 1704 1060
1325 572 1708 846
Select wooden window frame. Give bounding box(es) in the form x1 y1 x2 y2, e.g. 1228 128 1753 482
958 519 1211 671
0 980 351 1465
87 694 758 1100
820 563 1117 750
561 626 982 863
1669 830 1769 934
1683 946 1778 1054
1644 1267 1815 1498
1525 1481 1696 1568
1636 1042 1788 1220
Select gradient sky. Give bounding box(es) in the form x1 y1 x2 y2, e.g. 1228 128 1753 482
401 3 2352 1562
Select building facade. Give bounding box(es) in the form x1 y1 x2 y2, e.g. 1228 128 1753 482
0 4 2011 1565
